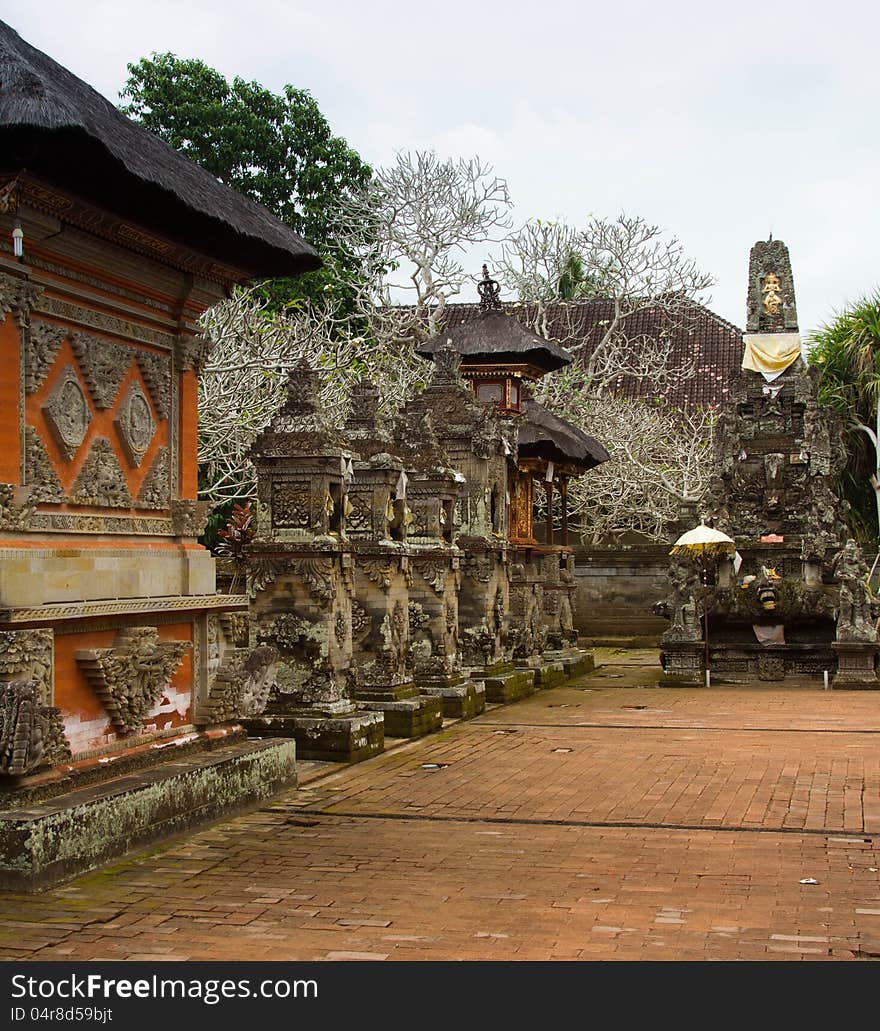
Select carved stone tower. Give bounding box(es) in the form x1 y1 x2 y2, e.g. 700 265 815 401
659 238 874 687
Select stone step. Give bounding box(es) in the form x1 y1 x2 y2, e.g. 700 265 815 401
0 738 297 892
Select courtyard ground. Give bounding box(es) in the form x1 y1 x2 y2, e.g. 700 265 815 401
2 649 880 961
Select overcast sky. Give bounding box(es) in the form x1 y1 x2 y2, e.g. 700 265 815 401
5 0 878 334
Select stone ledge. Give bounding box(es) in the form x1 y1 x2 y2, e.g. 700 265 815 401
0 738 297 892
0 593 248 624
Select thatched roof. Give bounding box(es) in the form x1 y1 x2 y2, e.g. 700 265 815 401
0 21 320 278
417 309 573 373
519 398 609 472
436 300 744 410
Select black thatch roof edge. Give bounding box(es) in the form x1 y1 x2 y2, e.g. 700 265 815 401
519 398 609 472
0 21 321 278
416 309 573 372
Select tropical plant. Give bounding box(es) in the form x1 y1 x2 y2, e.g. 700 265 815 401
808 291 880 543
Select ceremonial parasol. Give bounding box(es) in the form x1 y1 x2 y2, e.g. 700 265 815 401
670 522 736 686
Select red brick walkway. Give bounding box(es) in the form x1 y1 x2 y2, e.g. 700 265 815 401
2 651 880 961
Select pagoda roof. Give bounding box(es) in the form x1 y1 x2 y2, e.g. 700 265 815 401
519 398 609 472
417 308 573 374
0 21 321 279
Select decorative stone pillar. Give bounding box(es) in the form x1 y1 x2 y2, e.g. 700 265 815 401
393 410 485 720
243 364 384 762
343 394 443 738
656 558 706 686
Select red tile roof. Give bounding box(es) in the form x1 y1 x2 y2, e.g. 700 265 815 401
436 299 743 410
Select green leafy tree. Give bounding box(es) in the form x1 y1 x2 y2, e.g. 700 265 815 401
119 53 372 307
808 291 880 544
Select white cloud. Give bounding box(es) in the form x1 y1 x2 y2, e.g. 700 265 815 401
5 0 880 331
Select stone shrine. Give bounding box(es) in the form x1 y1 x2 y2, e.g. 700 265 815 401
658 238 876 687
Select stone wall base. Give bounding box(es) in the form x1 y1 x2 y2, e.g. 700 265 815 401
244 711 384 763
832 641 880 690
0 739 297 892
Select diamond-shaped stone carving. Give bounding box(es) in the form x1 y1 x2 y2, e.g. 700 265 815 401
114 380 155 468
42 365 92 461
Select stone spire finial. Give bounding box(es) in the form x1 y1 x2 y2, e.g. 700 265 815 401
746 238 798 333
477 264 502 312
431 343 464 385
267 359 324 432
345 378 380 431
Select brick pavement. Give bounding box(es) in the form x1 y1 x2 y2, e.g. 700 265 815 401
2 649 880 961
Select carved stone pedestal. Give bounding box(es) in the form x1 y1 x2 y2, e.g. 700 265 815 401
470 660 536 704
350 545 443 739
832 641 880 690
408 548 484 719
458 541 509 670
658 640 705 687
245 710 384 763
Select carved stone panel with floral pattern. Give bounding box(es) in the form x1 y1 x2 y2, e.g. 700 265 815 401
23 426 64 503
71 333 132 409
272 480 311 529
42 365 92 461
136 350 171 420
137 447 170 509
115 380 156 467
26 320 67 394
71 438 132 508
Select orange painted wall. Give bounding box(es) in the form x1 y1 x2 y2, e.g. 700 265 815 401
179 370 199 500
53 621 194 757
24 335 169 507
0 314 21 483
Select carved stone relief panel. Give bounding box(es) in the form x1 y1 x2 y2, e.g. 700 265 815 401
70 437 132 508
25 320 67 394
42 365 92 461
23 425 64 503
0 482 35 531
272 480 311 529
136 350 172 420
0 628 69 777
76 626 190 734
115 380 156 467
71 333 133 409
171 499 210 537
136 447 170 509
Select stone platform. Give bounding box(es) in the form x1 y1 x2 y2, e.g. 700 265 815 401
244 711 384 763
0 737 297 892
419 677 486 720
356 695 444 738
